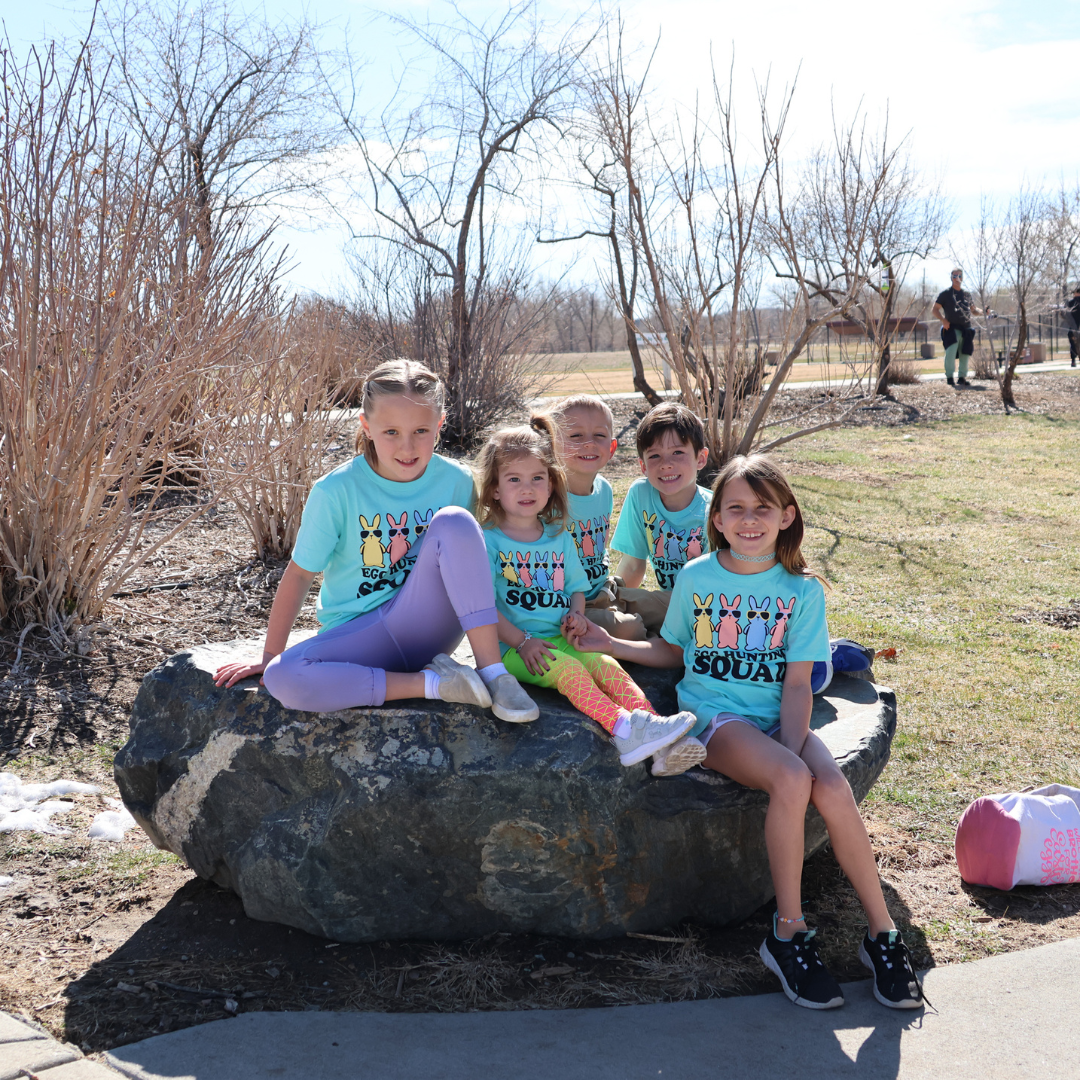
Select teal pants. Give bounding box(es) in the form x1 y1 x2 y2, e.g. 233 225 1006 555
943 327 971 380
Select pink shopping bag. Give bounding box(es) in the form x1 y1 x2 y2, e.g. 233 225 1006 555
954 784 1080 890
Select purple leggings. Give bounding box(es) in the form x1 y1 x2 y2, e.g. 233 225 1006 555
263 506 498 711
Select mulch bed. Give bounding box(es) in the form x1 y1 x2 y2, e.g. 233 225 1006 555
3 372 1080 1052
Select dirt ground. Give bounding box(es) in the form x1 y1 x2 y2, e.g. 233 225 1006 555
2 372 1079 1052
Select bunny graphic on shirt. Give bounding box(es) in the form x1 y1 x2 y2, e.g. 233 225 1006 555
744 595 771 650
515 551 534 588
552 553 565 592
358 515 387 568
413 508 434 540
498 551 520 586
770 596 795 648
685 527 703 560
693 593 716 648
716 594 743 649
578 521 596 559
386 512 411 565
532 552 551 591
643 511 658 554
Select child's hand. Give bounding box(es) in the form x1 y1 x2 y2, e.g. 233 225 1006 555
561 610 588 640
213 659 267 689
517 636 556 675
566 617 612 654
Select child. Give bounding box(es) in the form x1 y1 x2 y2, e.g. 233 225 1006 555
546 394 646 641
476 414 702 769
214 359 538 724
568 452 926 1009
609 402 712 631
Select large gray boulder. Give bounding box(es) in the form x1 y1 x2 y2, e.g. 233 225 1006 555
114 640 895 942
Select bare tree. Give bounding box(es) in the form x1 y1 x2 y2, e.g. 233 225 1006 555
770 110 948 397
1047 181 1080 297
333 1 596 444
101 0 332 258
542 23 665 405
996 188 1054 410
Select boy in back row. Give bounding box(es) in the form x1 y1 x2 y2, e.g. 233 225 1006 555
548 396 711 639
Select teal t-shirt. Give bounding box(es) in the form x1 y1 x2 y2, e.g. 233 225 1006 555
660 554 830 734
610 478 712 590
291 454 476 630
567 475 613 602
484 523 590 654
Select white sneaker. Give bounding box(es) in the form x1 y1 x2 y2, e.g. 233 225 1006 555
650 735 707 776
487 673 540 723
425 654 491 709
612 709 696 766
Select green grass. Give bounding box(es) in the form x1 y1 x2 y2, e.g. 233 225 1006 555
614 412 1080 843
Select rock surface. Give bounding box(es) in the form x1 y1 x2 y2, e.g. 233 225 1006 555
114 639 896 942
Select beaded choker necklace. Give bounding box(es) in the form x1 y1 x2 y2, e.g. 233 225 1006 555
728 549 776 563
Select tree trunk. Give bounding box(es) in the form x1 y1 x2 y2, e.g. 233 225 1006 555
873 284 896 396
1001 303 1027 410
608 223 661 406
626 328 662 406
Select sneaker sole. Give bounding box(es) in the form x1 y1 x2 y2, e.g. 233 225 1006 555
490 699 540 724
858 942 924 1009
618 714 696 766
759 940 845 1010
651 740 708 777
427 654 492 709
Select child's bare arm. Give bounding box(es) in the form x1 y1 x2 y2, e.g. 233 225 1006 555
778 660 814 756
214 560 317 687
616 554 648 588
568 618 683 667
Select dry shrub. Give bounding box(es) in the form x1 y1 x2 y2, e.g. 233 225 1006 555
212 300 361 561
348 250 551 448
0 42 283 635
972 347 999 380
883 358 922 385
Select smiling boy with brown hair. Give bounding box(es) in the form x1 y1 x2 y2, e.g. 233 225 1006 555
609 402 712 632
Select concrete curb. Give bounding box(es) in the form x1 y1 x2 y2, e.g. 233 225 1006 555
0 1012 122 1079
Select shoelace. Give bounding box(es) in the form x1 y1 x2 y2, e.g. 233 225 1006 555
872 937 934 1009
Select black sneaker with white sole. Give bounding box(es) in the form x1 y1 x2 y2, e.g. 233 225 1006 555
859 930 926 1009
759 928 844 1010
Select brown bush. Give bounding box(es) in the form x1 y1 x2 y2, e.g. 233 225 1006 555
211 300 366 561
883 358 923 385
0 42 284 635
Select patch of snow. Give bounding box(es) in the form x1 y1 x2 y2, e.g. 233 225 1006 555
89 808 137 841
0 772 100 836
0 875 15 887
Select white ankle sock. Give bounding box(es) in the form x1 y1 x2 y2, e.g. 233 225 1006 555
478 662 508 684
423 669 441 700
612 710 632 739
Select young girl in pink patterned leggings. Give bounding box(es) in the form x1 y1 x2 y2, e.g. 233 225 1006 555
475 414 700 769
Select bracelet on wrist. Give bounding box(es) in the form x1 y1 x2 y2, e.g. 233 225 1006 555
519 630 533 648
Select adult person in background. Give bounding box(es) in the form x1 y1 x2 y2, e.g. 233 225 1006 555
1065 285 1080 368
932 269 983 387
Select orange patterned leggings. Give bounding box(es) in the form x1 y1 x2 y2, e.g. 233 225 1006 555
503 636 656 733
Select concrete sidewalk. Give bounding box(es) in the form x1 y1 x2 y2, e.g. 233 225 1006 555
91 936 1079 1080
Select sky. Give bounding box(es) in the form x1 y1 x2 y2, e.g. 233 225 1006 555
5 0 1080 298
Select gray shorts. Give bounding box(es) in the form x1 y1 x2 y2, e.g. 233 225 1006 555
698 712 781 747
